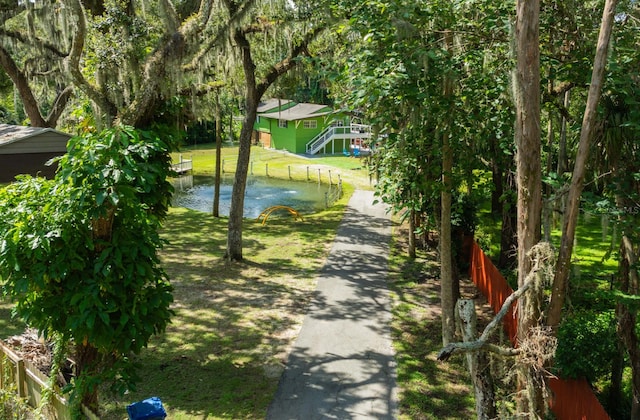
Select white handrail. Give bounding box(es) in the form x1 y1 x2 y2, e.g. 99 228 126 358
306 124 372 155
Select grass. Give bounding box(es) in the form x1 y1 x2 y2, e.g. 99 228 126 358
173 144 374 190
97 145 373 418
99 188 353 418
387 225 476 419
0 301 25 339
0 144 626 419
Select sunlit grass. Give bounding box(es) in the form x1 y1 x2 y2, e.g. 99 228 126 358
0 300 25 339
101 148 357 418
171 144 374 190
387 226 476 419
99 191 351 419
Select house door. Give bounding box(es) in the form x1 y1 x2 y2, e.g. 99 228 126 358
260 132 271 148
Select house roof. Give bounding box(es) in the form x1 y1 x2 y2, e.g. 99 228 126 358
0 124 70 148
257 99 293 113
258 102 334 121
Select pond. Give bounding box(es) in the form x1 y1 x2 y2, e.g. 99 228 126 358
172 174 332 218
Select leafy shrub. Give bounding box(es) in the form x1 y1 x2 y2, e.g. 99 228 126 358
0 126 175 407
554 310 618 382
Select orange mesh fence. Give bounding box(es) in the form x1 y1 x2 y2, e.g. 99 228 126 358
548 377 610 420
468 241 610 420
469 241 517 343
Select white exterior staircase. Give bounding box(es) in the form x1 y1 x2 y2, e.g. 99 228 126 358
306 124 372 155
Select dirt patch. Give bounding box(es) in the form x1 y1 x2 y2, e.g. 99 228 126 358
3 328 53 376
3 328 74 389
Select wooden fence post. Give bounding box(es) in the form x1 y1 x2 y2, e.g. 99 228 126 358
16 358 25 398
456 299 496 420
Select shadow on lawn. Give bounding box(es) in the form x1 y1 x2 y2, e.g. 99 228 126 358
387 225 477 419
0 303 25 338
100 206 343 419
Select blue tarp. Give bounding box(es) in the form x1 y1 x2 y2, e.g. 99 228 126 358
126 396 167 420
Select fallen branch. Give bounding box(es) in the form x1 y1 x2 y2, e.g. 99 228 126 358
437 278 528 361
438 279 528 360
438 242 555 362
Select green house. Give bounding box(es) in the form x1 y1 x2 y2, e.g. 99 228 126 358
253 99 371 155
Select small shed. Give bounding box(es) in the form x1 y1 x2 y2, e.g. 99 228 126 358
253 99 372 155
253 100 350 154
0 124 71 183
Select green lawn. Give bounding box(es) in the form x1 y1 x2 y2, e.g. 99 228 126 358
96 173 356 418
387 238 476 419
5 145 618 419
173 144 374 190
98 145 377 418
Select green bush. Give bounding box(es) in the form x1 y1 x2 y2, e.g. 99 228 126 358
554 310 618 382
0 126 175 407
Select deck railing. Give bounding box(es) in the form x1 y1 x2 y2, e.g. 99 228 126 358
172 154 193 174
306 124 372 155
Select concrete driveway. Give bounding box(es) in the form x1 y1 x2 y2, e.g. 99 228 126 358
267 190 398 419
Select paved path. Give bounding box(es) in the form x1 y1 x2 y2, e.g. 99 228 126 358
267 190 398 419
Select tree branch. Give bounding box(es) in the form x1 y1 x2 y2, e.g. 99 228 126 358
256 24 327 98
65 0 117 121
438 273 535 362
0 45 47 127
158 0 180 34
45 86 74 128
0 28 68 58
185 0 258 71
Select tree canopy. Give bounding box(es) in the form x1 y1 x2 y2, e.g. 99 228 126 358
2 0 640 416
0 126 175 410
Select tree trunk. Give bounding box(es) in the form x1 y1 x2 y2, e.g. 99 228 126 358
499 163 517 269
547 0 619 329
408 209 416 259
491 152 504 217
225 107 256 261
556 90 570 175
441 134 454 345
225 27 260 262
0 45 48 127
543 86 554 242
75 341 100 412
617 237 640 417
610 317 626 418
224 23 323 261
440 29 455 347
213 92 222 218
456 299 496 420
514 0 544 415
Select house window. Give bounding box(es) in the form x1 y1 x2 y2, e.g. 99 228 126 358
278 119 287 128
303 120 317 129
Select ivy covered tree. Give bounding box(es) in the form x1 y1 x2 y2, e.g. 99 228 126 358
0 126 175 413
0 0 259 129
331 0 514 347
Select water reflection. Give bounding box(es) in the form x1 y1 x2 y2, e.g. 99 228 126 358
171 174 329 218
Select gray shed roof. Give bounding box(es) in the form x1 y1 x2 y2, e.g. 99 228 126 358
257 99 293 113
258 103 333 121
0 124 70 148
0 124 71 157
